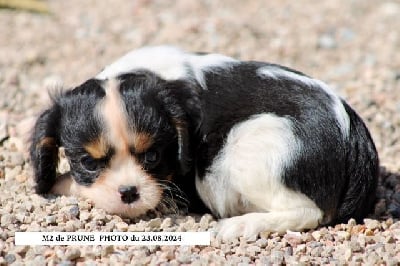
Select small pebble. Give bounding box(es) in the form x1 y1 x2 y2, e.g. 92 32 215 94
347 218 357 227
15 212 26 223
255 238 268 248
364 219 381 230
160 217 172 229
15 173 28 183
14 245 30 255
148 218 162 229
311 231 322 241
344 248 352 261
69 205 80 218
64 248 81 260
271 250 285 264
318 34 337 49
31 255 46 266
79 211 90 221
199 214 212 229
101 245 114 256
365 229 375 236
1 214 16 226
337 231 351 241
115 221 129 231
5 166 22 181
58 261 74 266
65 220 77 231
176 253 192 264
295 244 306 254
246 245 261 254
2 151 24 167
4 253 16 264
45 215 57 225
65 197 79 206
350 242 361 254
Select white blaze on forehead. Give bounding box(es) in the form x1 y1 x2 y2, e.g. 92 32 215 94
98 79 130 151
97 79 155 154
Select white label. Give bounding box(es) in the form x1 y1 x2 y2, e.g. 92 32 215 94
15 232 211 246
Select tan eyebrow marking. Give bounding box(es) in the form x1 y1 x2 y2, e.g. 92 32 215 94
133 132 154 154
83 137 108 159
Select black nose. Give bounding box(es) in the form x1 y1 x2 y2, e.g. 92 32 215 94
118 185 139 204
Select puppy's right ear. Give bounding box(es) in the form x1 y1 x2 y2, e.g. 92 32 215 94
30 105 61 194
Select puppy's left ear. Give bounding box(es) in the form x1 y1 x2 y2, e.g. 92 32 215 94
30 104 61 194
157 80 202 175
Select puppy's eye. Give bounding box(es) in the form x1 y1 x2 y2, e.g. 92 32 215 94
80 155 104 172
143 150 159 168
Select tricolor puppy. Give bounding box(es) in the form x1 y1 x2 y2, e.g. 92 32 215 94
30 46 379 241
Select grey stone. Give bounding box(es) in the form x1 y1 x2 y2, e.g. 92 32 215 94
318 33 337 49
64 248 81 260
68 205 80 218
4 253 16 264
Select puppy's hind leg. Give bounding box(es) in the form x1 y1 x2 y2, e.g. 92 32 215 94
197 114 324 241
217 207 323 242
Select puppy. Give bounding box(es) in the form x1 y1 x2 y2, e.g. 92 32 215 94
30 46 379 241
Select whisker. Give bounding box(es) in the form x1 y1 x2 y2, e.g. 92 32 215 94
160 186 189 206
156 179 189 215
159 197 179 215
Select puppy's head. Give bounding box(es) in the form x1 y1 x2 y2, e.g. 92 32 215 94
30 71 202 217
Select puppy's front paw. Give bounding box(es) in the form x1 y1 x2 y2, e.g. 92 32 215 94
51 173 76 196
216 215 263 242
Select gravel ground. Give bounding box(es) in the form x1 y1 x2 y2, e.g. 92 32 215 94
1 0 400 265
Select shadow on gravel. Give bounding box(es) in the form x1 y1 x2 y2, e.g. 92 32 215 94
370 167 400 221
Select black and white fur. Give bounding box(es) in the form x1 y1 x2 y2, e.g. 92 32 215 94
30 46 378 241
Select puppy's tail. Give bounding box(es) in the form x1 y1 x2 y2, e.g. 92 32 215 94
335 101 379 223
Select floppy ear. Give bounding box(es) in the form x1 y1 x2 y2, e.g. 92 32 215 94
157 80 202 175
30 105 61 194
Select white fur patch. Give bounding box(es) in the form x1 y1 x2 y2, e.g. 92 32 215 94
96 46 237 89
257 66 350 138
196 114 323 240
